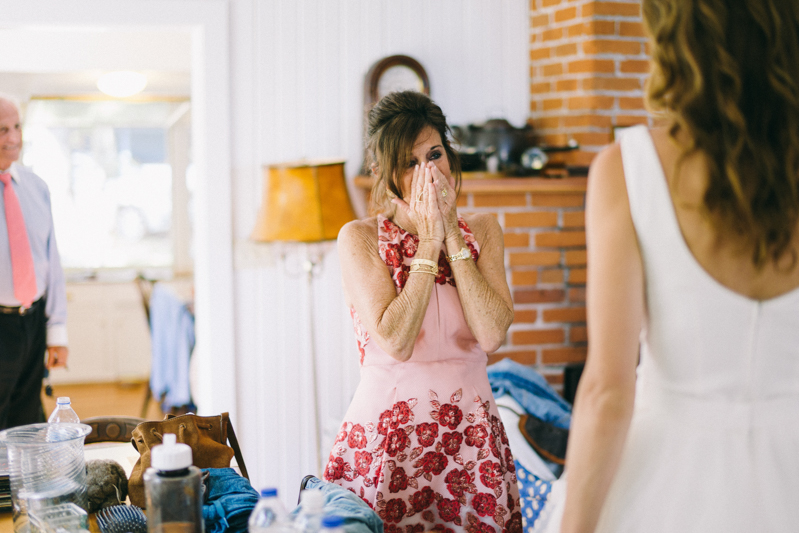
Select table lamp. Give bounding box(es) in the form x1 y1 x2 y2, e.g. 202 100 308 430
251 158 356 476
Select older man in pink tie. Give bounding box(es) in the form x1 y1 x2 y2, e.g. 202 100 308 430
0 94 68 429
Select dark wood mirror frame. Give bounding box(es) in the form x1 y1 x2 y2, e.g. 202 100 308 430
364 54 430 110
361 55 431 175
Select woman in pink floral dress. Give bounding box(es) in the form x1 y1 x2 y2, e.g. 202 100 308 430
324 91 521 533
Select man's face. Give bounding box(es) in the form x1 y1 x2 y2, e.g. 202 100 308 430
0 100 22 170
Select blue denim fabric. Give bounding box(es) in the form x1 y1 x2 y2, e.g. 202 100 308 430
487 359 572 429
292 477 383 533
201 468 260 533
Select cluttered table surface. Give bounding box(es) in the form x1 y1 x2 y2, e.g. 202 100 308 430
0 442 140 533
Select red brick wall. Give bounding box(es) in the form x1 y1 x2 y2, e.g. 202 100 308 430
459 185 587 390
529 0 651 167
478 0 653 390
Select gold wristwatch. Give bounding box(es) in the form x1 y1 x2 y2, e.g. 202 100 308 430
446 246 471 263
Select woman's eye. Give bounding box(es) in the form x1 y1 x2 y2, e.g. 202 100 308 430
408 159 418 168
429 151 441 160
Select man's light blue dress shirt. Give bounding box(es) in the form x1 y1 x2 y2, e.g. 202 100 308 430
0 162 68 345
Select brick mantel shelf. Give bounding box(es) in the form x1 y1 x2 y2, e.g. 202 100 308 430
353 175 587 195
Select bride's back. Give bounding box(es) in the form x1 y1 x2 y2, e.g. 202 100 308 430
644 0 799 301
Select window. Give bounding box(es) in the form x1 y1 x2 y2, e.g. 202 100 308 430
22 98 192 271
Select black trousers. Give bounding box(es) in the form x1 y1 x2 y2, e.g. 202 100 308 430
0 298 46 430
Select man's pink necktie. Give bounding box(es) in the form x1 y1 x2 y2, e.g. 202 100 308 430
0 173 37 308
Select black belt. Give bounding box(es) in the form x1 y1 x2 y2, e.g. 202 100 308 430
0 298 42 316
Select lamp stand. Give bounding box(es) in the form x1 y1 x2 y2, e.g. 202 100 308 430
303 253 323 478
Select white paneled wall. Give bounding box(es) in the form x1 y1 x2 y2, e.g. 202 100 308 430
230 0 529 504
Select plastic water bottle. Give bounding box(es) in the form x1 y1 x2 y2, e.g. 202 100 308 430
249 488 290 532
319 515 345 533
48 397 80 423
144 433 204 533
294 489 324 533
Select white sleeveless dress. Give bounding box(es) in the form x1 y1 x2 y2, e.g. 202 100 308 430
537 126 799 533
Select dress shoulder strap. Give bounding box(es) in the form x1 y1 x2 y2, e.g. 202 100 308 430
618 126 686 255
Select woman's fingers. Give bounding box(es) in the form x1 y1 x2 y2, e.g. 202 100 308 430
392 198 411 216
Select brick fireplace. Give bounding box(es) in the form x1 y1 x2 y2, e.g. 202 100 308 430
483 0 652 390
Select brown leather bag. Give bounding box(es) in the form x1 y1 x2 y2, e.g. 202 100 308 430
127 412 249 508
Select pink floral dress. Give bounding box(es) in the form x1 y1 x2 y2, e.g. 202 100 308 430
324 215 521 533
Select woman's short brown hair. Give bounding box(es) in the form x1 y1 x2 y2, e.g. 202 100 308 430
365 91 461 216
644 0 799 267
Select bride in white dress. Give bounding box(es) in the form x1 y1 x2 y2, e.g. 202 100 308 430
543 1 799 532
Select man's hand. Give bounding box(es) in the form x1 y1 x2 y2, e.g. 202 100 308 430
46 346 69 369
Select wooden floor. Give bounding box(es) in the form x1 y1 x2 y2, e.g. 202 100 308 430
41 381 164 421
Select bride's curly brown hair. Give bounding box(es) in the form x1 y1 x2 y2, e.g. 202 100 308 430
643 0 799 267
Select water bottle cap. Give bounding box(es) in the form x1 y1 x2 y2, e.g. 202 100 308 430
321 515 344 528
56 397 71 405
151 433 193 470
259 487 278 498
300 489 324 511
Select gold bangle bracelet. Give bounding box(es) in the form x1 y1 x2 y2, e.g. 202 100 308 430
411 258 438 269
409 264 437 275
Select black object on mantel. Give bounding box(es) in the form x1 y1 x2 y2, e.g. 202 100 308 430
453 119 580 176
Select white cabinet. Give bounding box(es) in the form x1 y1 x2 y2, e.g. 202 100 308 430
50 281 152 384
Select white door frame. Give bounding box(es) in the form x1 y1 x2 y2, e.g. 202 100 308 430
0 0 237 417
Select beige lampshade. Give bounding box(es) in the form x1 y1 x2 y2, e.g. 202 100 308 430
251 159 356 242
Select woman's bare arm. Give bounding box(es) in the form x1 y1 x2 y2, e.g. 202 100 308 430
560 143 644 533
339 220 441 362
340 164 445 362
443 214 513 353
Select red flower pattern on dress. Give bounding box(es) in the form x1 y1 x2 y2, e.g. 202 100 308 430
466 522 496 533
400 233 419 258
378 410 393 435
503 512 523 533
431 526 455 533
389 467 410 493
444 468 476 498
353 450 373 477
504 449 516 474
391 401 412 428
396 264 410 289
415 423 439 447
328 381 518 528
472 493 497 517
348 424 367 449
384 498 407 523
381 218 400 241
488 433 500 459
349 308 370 366
438 404 463 430
437 498 462 523
417 451 448 475
324 456 346 481
377 215 478 291
409 486 436 513
384 243 402 269
465 425 488 447
385 429 411 457
478 461 503 489
436 252 452 285
441 431 463 456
